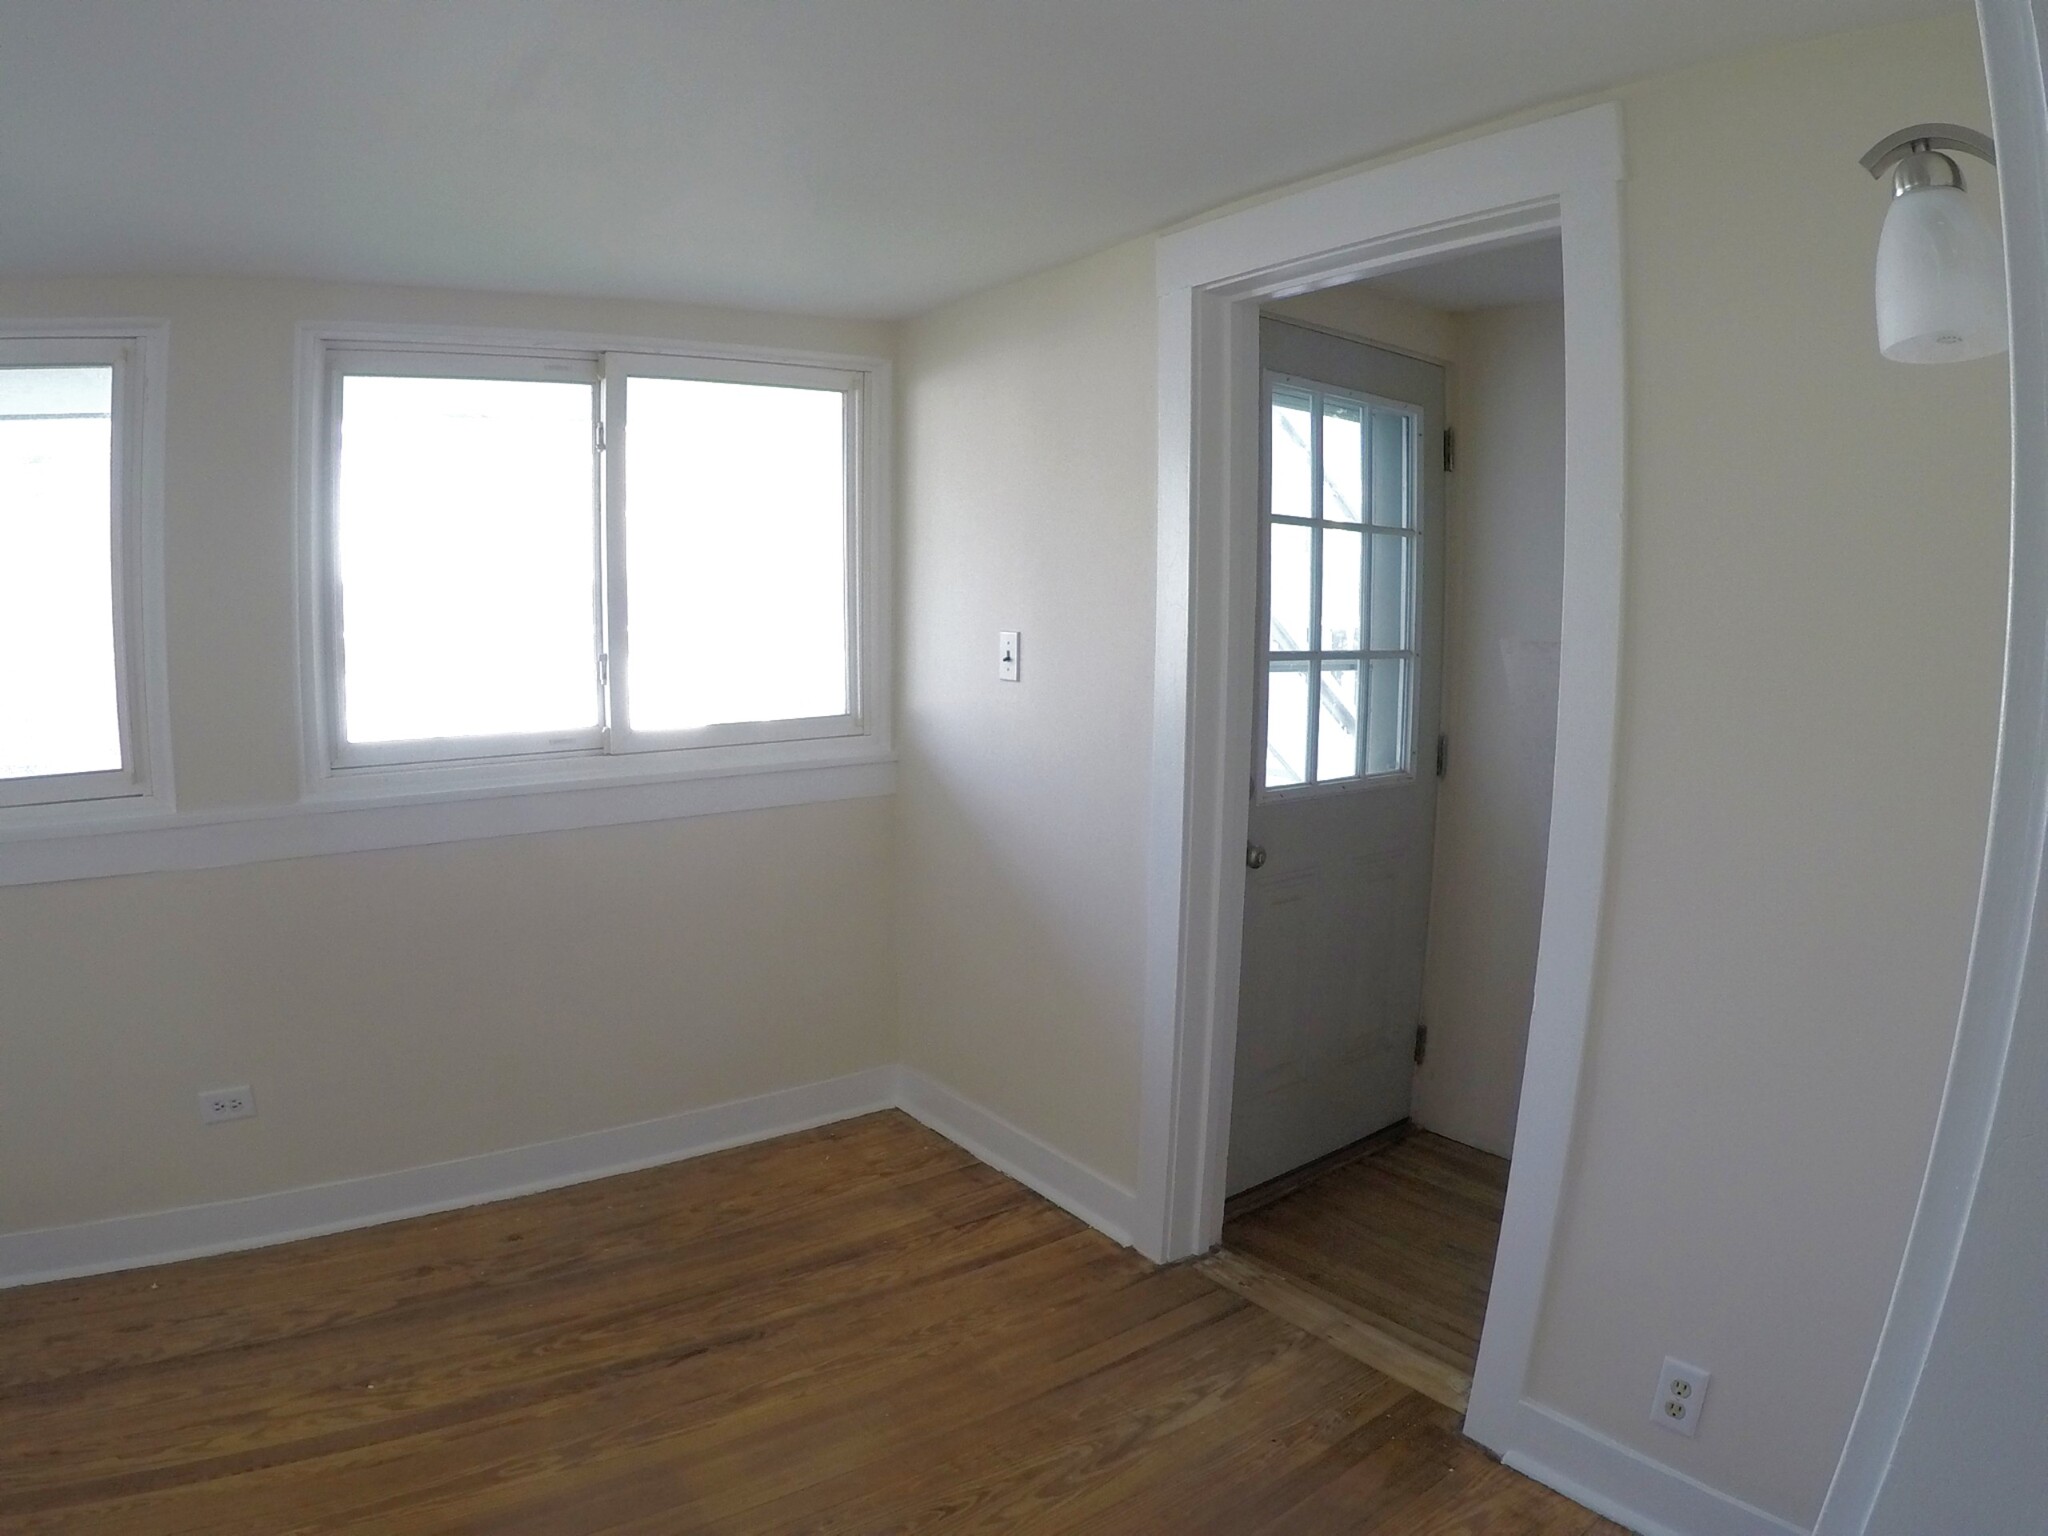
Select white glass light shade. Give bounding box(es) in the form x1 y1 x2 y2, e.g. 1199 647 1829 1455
1875 184 2007 363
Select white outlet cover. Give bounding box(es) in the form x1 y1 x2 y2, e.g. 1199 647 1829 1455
1651 1356 1709 1437
199 1085 257 1124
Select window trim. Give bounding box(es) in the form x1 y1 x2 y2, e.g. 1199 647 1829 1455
318 347 609 771
601 351 867 758
0 321 174 830
1254 369 1423 801
294 323 894 806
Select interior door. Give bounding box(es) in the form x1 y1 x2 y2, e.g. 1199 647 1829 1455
1227 317 1447 1196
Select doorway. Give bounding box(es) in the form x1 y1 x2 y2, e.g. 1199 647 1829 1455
1216 249 1566 1411
1136 104 1625 1466
1229 318 1447 1195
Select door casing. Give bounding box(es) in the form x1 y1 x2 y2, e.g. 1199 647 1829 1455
1137 103 1627 1469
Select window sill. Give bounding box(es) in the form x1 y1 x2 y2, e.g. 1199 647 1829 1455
0 747 894 889
0 786 179 840
303 728 882 808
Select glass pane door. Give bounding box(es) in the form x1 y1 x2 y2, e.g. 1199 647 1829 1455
1260 376 1420 791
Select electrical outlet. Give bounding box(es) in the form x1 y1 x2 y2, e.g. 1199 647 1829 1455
199 1085 256 1124
1651 1357 1709 1437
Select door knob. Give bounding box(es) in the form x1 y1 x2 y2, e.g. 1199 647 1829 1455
1246 843 1267 869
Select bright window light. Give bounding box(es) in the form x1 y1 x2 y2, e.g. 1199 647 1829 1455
623 377 848 731
1261 381 1420 790
335 374 602 745
0 365 122 781
312 339 872 783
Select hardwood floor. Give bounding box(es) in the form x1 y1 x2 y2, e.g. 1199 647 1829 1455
0 1111 1608 1533
1222 1126 1512 1409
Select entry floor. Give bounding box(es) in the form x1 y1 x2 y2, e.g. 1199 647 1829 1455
4 1110 1604 1533
1215 1125 1512 1412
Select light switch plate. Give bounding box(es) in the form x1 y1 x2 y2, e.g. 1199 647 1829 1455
998 631 1020 682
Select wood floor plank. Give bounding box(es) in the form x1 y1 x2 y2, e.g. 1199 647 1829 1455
1 1110 1596 1533
1223 1127 1512 1378
0 1114 972 1391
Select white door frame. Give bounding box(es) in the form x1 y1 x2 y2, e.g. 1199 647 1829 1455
1816 0 2048 1528
1135 101 1626 1458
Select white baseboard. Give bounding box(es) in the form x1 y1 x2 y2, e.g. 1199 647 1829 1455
0 1066 1800 1536
896 1068 1137 1247
0 1066 900 1290
0 1064 1140 1290
1501 1402 1809 1536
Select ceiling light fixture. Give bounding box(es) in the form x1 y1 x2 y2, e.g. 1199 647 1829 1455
1862 123 2006 363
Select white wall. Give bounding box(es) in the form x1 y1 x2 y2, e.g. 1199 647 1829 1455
1862 1014 2048 1533
3 13 2010 1527
0 276 898 1234
1414 300 1566 1158
1265 283 1460 363
1526 19 2004 1523
894 241 1157 1184
1849 6 2048 1523
894 12 2006 1526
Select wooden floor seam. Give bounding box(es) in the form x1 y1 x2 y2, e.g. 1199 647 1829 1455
1199 1247 1475 1413
1219 1124 1511 1419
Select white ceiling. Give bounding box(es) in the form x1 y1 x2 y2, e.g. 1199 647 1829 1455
0 0 1964 318
1366 238 1566 312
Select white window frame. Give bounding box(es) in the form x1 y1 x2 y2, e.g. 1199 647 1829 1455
602 351 868 757
0 322 174 830
1255 370 1423 801
316 346 609 772
295 324 893 804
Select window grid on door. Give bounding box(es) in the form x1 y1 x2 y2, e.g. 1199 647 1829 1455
1262 376 1420 792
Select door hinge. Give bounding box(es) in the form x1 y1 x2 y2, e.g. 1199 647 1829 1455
1413 1021 1429 1067
1442 425 1456 472
1435 733 1448 779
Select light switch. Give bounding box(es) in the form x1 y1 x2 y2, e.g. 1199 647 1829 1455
998 630 1020 682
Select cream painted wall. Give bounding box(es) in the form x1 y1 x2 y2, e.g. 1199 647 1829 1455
1529 17 2005 1523
894 11 2004 1526
4 12 2008 1524
894 240 1157 1185
1265 283 1460 363
1414 300 1567 1158
0 276 897 1234
1 800 894 1231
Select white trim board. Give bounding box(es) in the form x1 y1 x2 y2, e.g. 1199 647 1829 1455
0 757 894 888
0 1066 900 1290
0 320 175 834
0 1064 1138 1290
897 1069 1139 1247
1507 1404 1807 1536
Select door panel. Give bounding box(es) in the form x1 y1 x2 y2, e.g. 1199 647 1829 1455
1228 318 1446 1196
